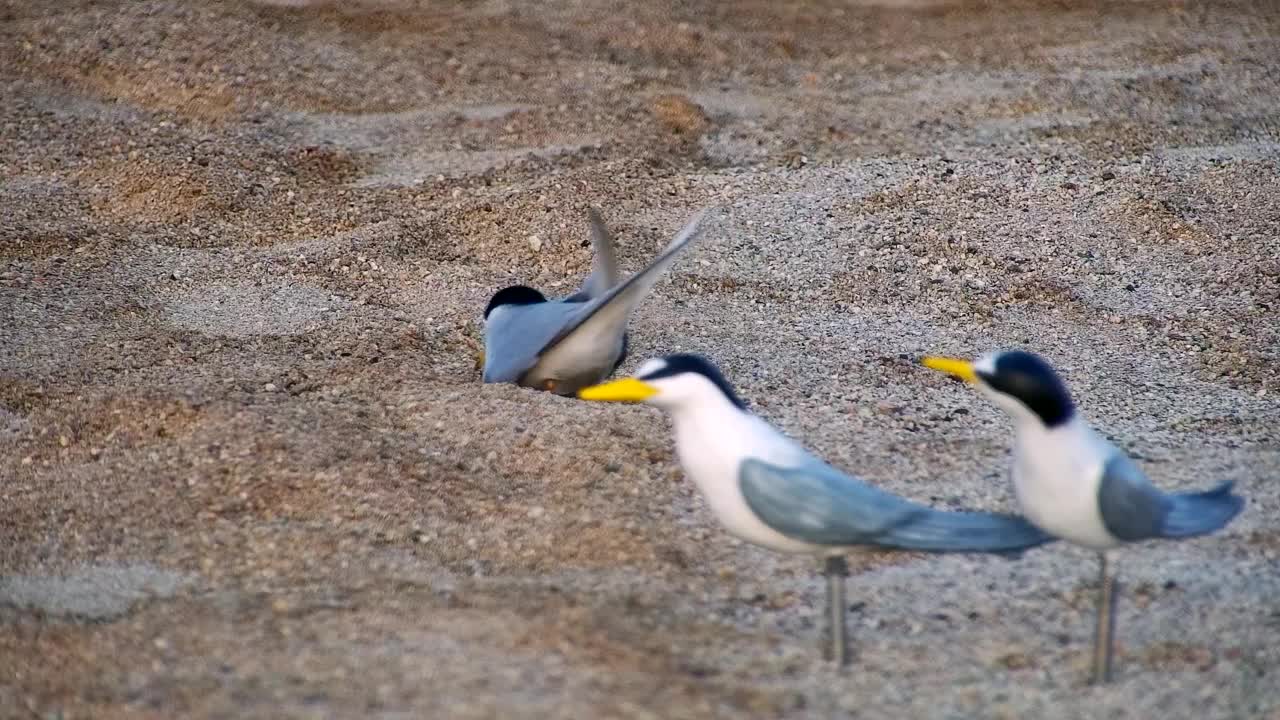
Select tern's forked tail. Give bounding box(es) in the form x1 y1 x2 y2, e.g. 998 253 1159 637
1161 481 1245 539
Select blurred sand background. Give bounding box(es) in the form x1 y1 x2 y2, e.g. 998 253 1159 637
1 0 1278 717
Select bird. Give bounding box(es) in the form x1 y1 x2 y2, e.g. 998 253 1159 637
577 353 1055 666
921 350 1246 684
481 208 710 396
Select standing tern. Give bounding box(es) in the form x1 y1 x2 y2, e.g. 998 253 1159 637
921 350 1245 683
481 208 710 396
578 353 1054 665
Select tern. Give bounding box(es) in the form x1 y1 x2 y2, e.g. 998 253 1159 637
922 350 1245 683
578 353 1055 665
481 208 710 395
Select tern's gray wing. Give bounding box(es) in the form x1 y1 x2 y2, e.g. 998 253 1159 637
540 208 709 354
1096 452 1171 542
481 300 585 383
568 207 621 301
739 458 1053 554
1097 451 1244 541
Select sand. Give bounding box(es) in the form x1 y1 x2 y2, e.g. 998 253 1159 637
1 0 1278 717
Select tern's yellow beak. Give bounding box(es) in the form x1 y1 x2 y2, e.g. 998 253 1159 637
921 356 978 383
577 377 658 402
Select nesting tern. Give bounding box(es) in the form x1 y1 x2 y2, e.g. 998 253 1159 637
922 350 1245 683
578 353 1055 665
481 208 710 395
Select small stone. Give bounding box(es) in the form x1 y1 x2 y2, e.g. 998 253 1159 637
264 383 278 392
1101 170 1116 180
997 650 1035 670
528 235 542 252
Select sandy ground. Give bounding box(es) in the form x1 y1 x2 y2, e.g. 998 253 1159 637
2 0 1279 717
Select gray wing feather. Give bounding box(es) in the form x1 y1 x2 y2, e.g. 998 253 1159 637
739 458 925 545
740 458 1055 553
481 301 586 383
540 208 710 353
575 207 621 300
1096 453 1171 542
1162 481 1244 538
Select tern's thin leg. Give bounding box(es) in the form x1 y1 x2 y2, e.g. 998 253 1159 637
823 556 850 667
1092 551 1119 684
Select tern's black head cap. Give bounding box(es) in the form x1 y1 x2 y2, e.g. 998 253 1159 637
484 285 547 319
638 353 747 410
979 350 1075 427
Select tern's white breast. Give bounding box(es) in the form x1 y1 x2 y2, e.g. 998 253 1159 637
670 404 825 555
1011 417 1120 550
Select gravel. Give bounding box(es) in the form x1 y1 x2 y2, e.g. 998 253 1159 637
1 0 1277 718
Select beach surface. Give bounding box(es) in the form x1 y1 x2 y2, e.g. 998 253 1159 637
1 1 1278 717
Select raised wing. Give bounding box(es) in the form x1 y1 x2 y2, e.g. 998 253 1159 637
569 207 622 301
539 208 710 355
739 458 1053 554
